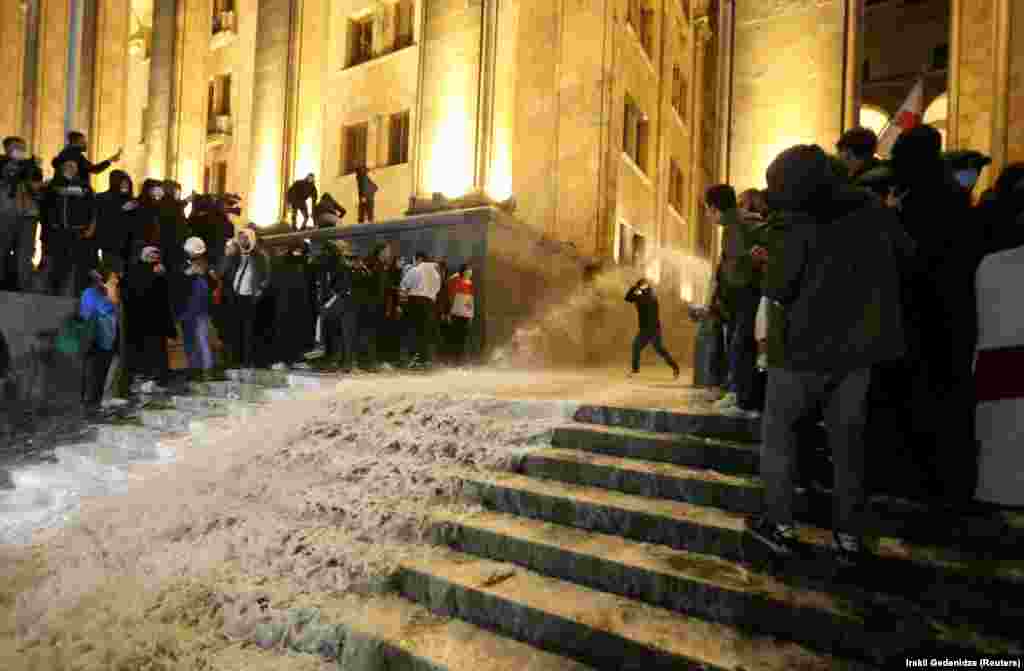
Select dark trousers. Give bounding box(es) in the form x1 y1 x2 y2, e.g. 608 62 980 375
46 232 96 297
230 296 261 368
82 349 115 406
406 297 437 364
127 335 169 385
356 306 383 367
761 366 871 535
291 202 310 230
0 215 38 291
632 326 678 373
728 288 761 409
358 197 375 223
449 315 472 364
325 307 359 369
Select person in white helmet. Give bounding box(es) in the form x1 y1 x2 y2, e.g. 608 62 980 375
177 236 218 378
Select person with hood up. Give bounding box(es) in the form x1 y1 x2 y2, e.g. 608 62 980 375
747 144 913 566
705 183 761 418
287 174 318 231
50 131 121 189
314 192 347 228
79 266 119 411
0 136 44 292
268 242 315 370
94 170 136 275
220 227 271 369
888 124 977 505
836 127 882 187
121 246 177 393
399 251 442 368
625 276 681 380
40 159 97 297
177 237 218 378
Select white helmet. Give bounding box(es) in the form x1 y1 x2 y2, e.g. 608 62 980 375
184 236 207 257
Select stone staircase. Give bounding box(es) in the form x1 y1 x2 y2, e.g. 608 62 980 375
381 404 1024 670
28 379 1024 670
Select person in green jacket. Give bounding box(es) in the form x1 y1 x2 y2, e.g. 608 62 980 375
706 184 761 417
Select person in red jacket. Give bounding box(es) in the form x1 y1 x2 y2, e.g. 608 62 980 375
446 264 475 365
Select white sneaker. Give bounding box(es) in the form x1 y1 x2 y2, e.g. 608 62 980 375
720 406 761 420
272 362 288 371
139 380 167 394
304 347 325 360
713 392 739 411
292 362 312 370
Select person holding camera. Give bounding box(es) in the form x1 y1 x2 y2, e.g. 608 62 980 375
221 228 271 369
0 137 44 291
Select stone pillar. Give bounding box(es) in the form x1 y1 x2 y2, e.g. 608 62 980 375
688 16 711 256
989 0 1010 177
291 0 328 182
90 0 131 176
169 0 211 194
146 0 177 178
230 0 258 224
34 0 71 168
1007 1 1024 165
0 1 29 138
247 0 294 225
728 0 846 190
842 0 864 131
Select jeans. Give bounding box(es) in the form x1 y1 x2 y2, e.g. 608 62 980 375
728 288 761 409
182 315 214 370
631 327 678 373
761 366 871 535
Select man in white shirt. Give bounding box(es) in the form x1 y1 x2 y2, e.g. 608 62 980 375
399 251 442 367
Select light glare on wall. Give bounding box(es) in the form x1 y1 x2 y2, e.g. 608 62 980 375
428 95 473 198
251 156 281 226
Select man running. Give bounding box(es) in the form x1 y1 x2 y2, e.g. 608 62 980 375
625 277 680 379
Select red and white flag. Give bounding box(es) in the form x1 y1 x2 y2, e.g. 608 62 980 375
877 78 924 157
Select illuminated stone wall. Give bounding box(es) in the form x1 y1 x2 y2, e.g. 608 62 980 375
729 0 846 191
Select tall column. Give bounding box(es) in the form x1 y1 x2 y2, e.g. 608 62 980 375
65 0 86 139
948 0 998 191
90 0 131 172
146 0 177 178
842 0 864 131
291 0 328 183
728 0 846 190
34 0 70 166
688 15 711 256
989 0 1011 178
247 0 294 226
0 1 29 138
1007 1 1024 165
169 0 211 194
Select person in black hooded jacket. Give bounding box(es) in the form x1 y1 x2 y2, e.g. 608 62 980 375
40 159 97 296
50 131 121 189
625 277 680 379
748 144 913 566
94 169 136 274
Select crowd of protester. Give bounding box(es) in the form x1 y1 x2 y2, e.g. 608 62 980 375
0 131 476 406
693 124 1024 566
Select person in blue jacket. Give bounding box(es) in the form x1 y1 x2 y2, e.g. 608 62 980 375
79 267 119 411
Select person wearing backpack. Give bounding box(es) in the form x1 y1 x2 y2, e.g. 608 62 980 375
79 268 119 412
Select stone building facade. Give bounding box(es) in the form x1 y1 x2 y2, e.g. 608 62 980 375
2 0 1022 277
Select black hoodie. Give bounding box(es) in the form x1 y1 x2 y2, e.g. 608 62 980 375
51 145 111 189
95 170 134 254
763 145 914 373
41 173 95 236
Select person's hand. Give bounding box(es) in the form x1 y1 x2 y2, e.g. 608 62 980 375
153 263 165 275
885 188 905 211
83 223 96 239
110 148 123 163
122 200 138 211
751 245 769 269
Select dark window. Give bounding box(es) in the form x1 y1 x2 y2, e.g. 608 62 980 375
395 0 414 49
632 233 647 266
343 123 369 175
623 95 649 173
220 74 231 115
388 111 411 166
636 115 650 174
932 43 949 71
349 16 374 66
212 0 234 34
863 59 871 82
618 224 630 265
207 81 216 131
140 106 149 145
672 65 687 120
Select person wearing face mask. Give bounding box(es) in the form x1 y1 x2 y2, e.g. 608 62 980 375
446 264 476 366
94 170 136 275
51 131 121 190
221 228 271 369
40 159 97 297
120 246 176 393
0 137 43 291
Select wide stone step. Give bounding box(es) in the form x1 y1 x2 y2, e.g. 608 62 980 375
432 509 952 665
520 447 1022 551
188 380 296 402
323 594 594 671
459 472 1024 641
396 548 862 671
224 368 335 390
167 394 261 414
553 424 761 475
135 406 229 432
573 405 760 443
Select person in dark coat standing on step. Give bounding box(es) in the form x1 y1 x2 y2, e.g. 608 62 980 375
93 170 135 275
747 144 913 567
50 131 122 189
355 166 378 223
40 159 98 297
287 174 318 231
220 228 271 369
625 277 680 379
268 242 315 369
120 246 177 393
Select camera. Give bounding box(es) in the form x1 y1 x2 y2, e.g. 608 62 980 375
192 191 242 217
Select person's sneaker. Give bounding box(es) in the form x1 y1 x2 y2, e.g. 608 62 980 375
713 392 739 411
139 380 167 394
379 362 395 372
671 366 681 380
746 516 801 556
720 405 761 419
627 369 639 378
271 362 288 371
833 532 865 567
292 362 312 370
304 346 325 360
